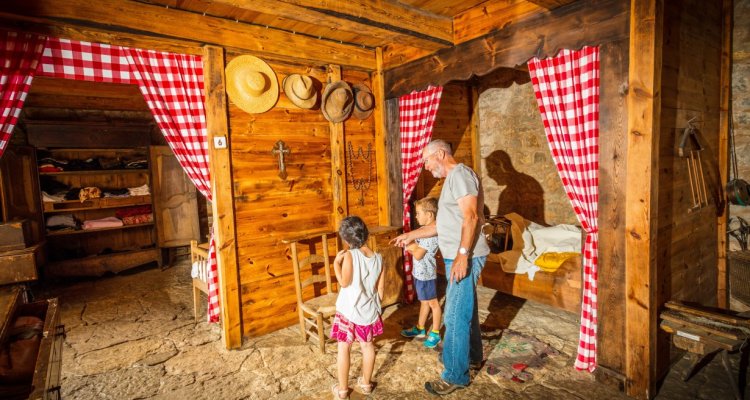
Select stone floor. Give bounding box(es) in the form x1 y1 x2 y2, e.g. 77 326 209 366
34 258 749 399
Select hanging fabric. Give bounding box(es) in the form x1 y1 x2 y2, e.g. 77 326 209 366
0 30 47 158
125 48 220 323
398 85 443 302
36 35 221 323
527 46 600 372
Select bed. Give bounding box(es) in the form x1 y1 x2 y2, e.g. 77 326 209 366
479 213 583 313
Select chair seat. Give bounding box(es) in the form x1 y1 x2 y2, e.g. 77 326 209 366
302 293 338 316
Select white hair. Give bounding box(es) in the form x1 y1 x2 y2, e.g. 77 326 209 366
424 139 452 156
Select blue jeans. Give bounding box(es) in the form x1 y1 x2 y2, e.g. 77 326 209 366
441 256 486 386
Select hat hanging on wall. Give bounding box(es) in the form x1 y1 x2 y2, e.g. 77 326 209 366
283 74 318 109
225 55 279 114
352 84 374 120
321 81 354 123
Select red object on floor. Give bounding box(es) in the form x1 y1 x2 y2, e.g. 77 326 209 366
512 363 528 371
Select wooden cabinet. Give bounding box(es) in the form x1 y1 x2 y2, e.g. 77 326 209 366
367 226 404 307
0 146 44 246
0 285 63 400
40 148 161 277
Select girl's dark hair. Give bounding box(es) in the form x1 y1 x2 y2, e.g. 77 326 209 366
339 216 369 249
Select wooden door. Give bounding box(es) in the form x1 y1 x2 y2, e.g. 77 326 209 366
0 146 43 244
150 146 200 247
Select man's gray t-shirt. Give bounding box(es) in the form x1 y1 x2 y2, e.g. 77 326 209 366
436 163 490 259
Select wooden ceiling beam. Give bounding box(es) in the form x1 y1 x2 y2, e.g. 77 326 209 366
211 0 452 51
0 0 375 70
278 0 453 44
524 0 578 9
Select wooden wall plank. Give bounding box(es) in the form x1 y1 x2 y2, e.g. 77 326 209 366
625 0 663 398
373 48 392 226
381 43 434 71
328 65 348 227
717 0 733 309
202 45 243 349
0 0 375 70
384 0 629 98
595 38 629 386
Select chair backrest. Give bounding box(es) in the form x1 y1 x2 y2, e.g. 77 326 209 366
283 231 338 306
191 240 210 281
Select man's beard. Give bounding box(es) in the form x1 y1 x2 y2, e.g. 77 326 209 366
431 165 445 178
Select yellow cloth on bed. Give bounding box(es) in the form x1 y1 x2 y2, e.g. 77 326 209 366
534 252 580 273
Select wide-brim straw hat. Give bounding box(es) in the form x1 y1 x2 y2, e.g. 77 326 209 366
283 74 318 109
352 83 374 120
225 55 279 114
321 81 353 123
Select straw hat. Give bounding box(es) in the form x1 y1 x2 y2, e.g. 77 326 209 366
352 84 374 120
225 55 278 114
283 74 318 109
321 81 353 123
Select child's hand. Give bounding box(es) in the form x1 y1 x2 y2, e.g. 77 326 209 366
334 249 346 266
405 242 418 254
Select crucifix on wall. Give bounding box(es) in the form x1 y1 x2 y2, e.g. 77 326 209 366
271 140 290 180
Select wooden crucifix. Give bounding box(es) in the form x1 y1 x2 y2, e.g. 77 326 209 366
271 140 290 180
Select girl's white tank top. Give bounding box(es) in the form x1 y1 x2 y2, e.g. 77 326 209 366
335 248 383 325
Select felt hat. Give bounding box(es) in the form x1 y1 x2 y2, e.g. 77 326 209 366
321 81 353 123
225 55 279 114
352 84 374 120
283 74 318 109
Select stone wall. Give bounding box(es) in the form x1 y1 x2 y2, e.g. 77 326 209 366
478 82 578 226
731 0 750 250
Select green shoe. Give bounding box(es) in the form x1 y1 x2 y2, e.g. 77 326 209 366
424 331 441 349
400 326 426 338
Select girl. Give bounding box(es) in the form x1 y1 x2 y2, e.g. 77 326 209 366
331 216 385 399
400 197 442 348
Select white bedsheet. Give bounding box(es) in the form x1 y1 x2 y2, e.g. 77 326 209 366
515 223 582 280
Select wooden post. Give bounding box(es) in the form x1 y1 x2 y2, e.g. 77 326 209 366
470 84 482 175
328 65 348 227
373 47 392 226
625 0 663 398
717 0 733 309
202 45 242 350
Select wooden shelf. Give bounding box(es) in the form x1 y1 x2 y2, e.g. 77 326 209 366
46 222 154 237
39 168 147 176
43 195 151 213
44 247 161 278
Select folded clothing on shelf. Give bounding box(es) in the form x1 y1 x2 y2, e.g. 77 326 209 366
46 214 78 230
82 217 123 230
128 184 150 196
121 213 153 225
42 191 66 203
115 205 153 219
79 187 102 202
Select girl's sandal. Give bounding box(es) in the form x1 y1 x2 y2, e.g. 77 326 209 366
332 384 349 399
357 377 373 395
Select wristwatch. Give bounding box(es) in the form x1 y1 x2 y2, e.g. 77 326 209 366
458 247 468 255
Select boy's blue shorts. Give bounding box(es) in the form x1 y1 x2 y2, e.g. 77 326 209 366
415 278 437 301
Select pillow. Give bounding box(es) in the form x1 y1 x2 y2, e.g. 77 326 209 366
534 252 580 272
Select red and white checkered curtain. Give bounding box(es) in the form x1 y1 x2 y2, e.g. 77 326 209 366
126 48 220 323
38 36 221 323
528 46 600 372
398 85 443 303
0 31 46 158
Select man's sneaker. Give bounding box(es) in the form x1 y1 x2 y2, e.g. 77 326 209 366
401 326 426 338
424 331 441 349
424 378 465 395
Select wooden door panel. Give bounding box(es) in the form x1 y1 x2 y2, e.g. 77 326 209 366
0 146 43 244
150 146 200 247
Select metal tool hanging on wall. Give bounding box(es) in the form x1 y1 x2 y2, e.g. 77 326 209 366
678 118 708 211
271 140 290 180
347 142 373 206
727 116 750 206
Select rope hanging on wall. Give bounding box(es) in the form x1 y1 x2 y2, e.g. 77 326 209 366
347 142 373 206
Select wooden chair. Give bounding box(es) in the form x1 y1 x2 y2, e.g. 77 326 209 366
282 231 338 353
190 240 210 322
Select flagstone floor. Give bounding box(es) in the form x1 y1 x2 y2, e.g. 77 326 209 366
35 258 747 399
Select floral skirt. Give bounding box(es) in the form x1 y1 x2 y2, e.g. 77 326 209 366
330 312 383 344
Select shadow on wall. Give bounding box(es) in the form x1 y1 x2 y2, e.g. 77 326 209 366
484 149 546 225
